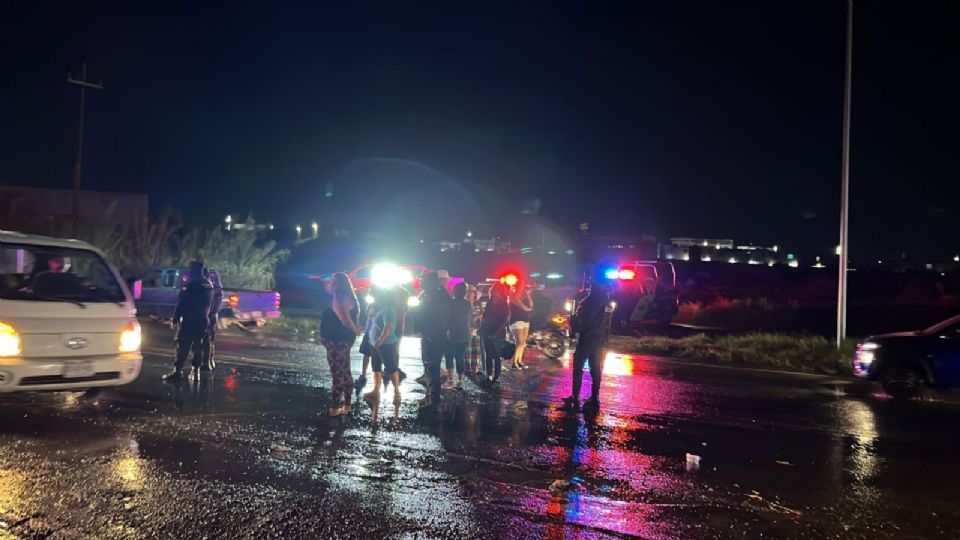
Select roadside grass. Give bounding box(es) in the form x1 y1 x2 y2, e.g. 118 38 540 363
266 315 319 335
609 333 857 375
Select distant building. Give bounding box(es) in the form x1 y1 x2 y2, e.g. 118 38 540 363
0 186 149 237
663 237 788 266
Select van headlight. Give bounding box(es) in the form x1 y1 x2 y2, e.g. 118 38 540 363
119 320 142 353
0 321 22 357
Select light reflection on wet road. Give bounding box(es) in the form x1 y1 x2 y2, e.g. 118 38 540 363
0 324 958 538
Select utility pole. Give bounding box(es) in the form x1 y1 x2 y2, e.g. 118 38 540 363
67 61 104 236
837 0 854 347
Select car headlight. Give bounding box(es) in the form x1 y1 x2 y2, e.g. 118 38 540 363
0 321 22 357
119 320 142 353
365 294 375 305
407 296 421 308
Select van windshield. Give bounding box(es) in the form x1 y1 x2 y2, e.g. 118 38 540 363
0 243 126 304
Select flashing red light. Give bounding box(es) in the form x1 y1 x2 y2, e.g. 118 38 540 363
228 293 240 309
618 268 636 280
500 274 520 287
274 293 281 310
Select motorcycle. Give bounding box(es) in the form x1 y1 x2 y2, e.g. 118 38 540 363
526 315 569 359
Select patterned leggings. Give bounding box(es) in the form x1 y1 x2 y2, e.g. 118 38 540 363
322 339 354 408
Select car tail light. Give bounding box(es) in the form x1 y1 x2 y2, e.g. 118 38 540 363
0 321 22 357
274 293 281 310
119 320 142 353
228 293 240 309
617 268 636 280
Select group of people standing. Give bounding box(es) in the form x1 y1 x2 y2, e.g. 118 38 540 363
317 268 614 416
162 261 224 382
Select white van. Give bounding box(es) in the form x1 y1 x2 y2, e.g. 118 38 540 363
0 231 142 392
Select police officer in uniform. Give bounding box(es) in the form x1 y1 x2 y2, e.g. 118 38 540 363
561 279 614 412
163 261 214 382
200 267 224 372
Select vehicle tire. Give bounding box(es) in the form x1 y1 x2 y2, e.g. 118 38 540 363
880 365 924 400
539 331 566 359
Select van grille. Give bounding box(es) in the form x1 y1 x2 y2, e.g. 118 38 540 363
19 372 121 386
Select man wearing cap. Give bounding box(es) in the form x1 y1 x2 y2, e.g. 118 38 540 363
163 261 215 382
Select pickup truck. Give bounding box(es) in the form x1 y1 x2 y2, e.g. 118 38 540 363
136 267 281 327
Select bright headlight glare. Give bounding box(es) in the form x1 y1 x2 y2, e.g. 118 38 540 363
407 296 421 308
119 320 142 353
858 351 875 364
860 342 880 350
0 321 22 357
371 263 411 288
365 294 375 305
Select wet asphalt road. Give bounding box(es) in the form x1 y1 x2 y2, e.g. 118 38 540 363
1 324 959 539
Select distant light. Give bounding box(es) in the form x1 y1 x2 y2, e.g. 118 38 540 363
813 262 826 269
788 260 799 268
419 239 424 244
225 215 232 223
767 261 775 267
835 245 842 256
701 255 712 262
665 254 673 260
268 224 275 231
529 272 542 278
702 240 709 247
926 263 933 270
547 251 556 255
295 225 302 238
728 257 738 264
787 253 795 261
682 254 690 261
955 255 959 262
877 260 882 265
565 249 575 255
748 260 759 265
546 272 563 280
474 248 480 253
466 230 473 238
773 245 779 253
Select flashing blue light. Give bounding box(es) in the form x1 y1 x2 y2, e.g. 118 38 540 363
604 268 619 280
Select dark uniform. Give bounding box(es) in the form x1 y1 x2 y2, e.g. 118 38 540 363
414 273 451 407
200 269 224 371
564 282 613 410
164 263 214 381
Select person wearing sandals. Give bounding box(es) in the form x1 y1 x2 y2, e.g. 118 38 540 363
320 272 361 417
508 283 534 369
444 282 472 389
363 287 402 404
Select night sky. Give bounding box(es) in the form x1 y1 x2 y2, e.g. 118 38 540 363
2 1 957 260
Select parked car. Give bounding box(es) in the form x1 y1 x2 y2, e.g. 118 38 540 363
0 231 142 392
137 267 281 327
854 314 960 399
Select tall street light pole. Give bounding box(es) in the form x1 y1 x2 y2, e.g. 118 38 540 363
66 61 104 236
837 0 854 347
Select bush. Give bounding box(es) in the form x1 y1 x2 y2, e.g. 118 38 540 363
609 333 856 375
